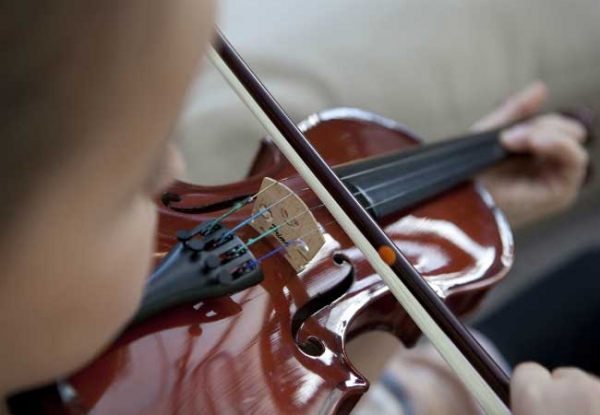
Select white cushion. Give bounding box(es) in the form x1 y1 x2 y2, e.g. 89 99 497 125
176 0 600 185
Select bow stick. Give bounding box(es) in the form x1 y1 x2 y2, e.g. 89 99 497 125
208 28 511 415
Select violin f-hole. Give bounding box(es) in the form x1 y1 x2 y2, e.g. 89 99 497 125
291 253 354 356
162 191 255 214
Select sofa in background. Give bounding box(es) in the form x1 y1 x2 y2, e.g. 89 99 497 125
176 0 600 316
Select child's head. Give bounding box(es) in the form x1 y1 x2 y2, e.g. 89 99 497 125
0 0 214 397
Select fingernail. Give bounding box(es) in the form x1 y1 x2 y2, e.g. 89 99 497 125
501 125 529 146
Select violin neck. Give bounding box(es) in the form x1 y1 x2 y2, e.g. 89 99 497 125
336 128 507 219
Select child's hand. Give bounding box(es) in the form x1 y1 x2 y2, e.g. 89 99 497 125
512 363 600 415
473 82 589 228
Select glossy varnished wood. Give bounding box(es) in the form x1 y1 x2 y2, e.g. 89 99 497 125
57 111 513 415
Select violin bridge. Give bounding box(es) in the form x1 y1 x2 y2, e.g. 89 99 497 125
250 177 325 272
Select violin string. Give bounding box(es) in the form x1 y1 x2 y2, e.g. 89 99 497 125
209 143 481 258
349 151 458 195
199 178 311 242
225 172 445 268
244 220 337 269
216 187 358 244
259 134 496 219
235 206 319 253
220 186 310 239
218 172 430 264
338 134 492 182
274 142 481 210
207 179 283 231
274 131 491 187
181 179 284 239
208 152 443 238
361 152 490 210
247 132 496 220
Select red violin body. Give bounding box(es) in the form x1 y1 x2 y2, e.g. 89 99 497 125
43 109 512 414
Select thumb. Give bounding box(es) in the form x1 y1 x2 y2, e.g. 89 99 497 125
472 81 548 131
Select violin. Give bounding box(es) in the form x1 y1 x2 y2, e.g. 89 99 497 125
7 30 593 415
